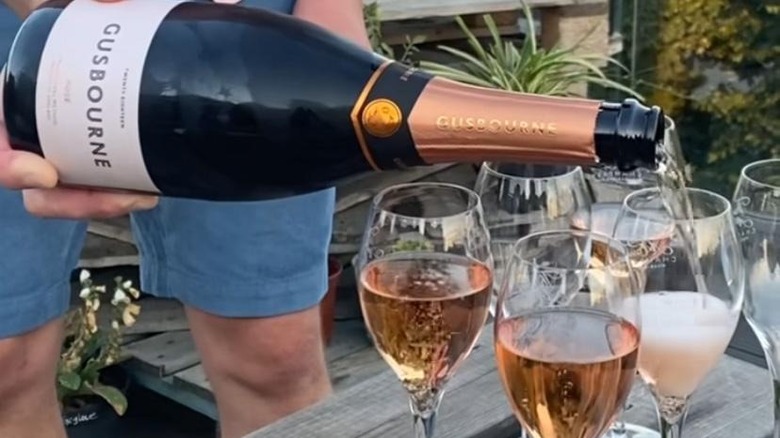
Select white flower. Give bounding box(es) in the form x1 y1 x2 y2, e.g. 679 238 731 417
122 280 133 289
111 289 129 305
79 288 91 299
79 270 91 283
111 321 120 330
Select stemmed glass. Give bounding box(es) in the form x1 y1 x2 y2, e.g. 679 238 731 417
732 158 780 437
474 163 592 314
494 230 642 438
584 116 684 438
356 182 493 438
615 187 745 438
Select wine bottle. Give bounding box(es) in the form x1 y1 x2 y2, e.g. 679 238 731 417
1 0 665 201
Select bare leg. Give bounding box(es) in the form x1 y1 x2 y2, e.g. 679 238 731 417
185 305 331 438
0 319 65 438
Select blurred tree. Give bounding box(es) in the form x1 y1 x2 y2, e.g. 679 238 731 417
618 0 778 194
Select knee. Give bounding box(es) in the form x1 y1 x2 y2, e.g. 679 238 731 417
0 328 61 404
202 319 328 397
216 333 327 396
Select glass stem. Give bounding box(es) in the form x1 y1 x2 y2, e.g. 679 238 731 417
760 341 780 438
410 389 444 438
773 379 780 438
654 395 689 438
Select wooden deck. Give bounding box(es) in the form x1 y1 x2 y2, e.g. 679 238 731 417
245 321 776 438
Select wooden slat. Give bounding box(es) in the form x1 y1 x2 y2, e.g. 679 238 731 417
172 365 214 402
620 357 773 437
98 298 188 336
332 164 478 255
170 319 376 397
87 216 134 243
78 233 139 269
123 331 199 377
367 0 607 21
328 347 385 393
246 328 774 438
245 325 500 437
334 164 459 214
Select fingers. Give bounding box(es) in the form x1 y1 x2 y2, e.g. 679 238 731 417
23 187 159 219
0 149 58 189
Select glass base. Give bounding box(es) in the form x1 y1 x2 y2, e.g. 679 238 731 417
605 423 661 438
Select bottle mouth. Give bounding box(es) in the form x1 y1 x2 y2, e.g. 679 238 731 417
594 98 664 172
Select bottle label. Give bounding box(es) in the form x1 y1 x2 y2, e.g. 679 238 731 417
35 0 186 193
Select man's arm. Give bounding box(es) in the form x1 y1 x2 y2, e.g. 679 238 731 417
293 0 371 49
3 0 36 18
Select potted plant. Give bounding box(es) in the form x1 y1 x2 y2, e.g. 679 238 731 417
419 2 642 99
58 269 141 437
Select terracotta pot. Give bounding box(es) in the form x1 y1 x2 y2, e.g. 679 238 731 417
320 256 342 345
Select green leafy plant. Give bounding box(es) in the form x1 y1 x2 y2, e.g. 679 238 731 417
57 270 142 417
420 2 642 98
363 1 425 66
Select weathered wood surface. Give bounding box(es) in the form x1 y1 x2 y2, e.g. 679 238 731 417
99 297 188 336
367 0 606 21
246 322 774 438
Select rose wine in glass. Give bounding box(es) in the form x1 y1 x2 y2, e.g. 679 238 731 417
356 182 493 438
615 187 744 438
494 230 642 438
360 253 491 400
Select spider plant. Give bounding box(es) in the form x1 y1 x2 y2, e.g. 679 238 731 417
420 2 642 99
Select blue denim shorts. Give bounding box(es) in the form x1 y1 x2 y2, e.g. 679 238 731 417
0 187 335 338
0 0 337 338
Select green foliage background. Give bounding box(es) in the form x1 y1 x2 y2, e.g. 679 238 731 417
365 1 779 195
608 0 779 195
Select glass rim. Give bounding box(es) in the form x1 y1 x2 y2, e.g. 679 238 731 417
664 115 675 130
479 161 584 182
740 158 780 190
623 187 732 223
510 229 632 272
371 181 482 221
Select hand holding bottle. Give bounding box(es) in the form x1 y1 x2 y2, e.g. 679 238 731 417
0 0 158 219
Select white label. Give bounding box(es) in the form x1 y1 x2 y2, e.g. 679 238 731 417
35 0 186 193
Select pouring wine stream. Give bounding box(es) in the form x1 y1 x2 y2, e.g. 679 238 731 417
653 118 710 295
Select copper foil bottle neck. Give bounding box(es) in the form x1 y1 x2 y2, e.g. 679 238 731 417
408 77 663 170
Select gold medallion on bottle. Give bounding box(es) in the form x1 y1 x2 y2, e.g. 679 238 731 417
361 98 403 138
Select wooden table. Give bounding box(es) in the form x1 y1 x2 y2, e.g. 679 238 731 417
245 323 776 438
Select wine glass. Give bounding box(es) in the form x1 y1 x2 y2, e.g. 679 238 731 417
474 163 592 314
732 158 780 437
616 187 745 438
584 116 685 438
495 229 642 438
356 182 493 438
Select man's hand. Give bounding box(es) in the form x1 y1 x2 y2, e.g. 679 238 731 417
293 0 372 50
0 126 159 218
0 0 159 219
0 0 371 220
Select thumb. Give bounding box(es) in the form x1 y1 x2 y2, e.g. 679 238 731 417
0 66 58 190
0 148 58 189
